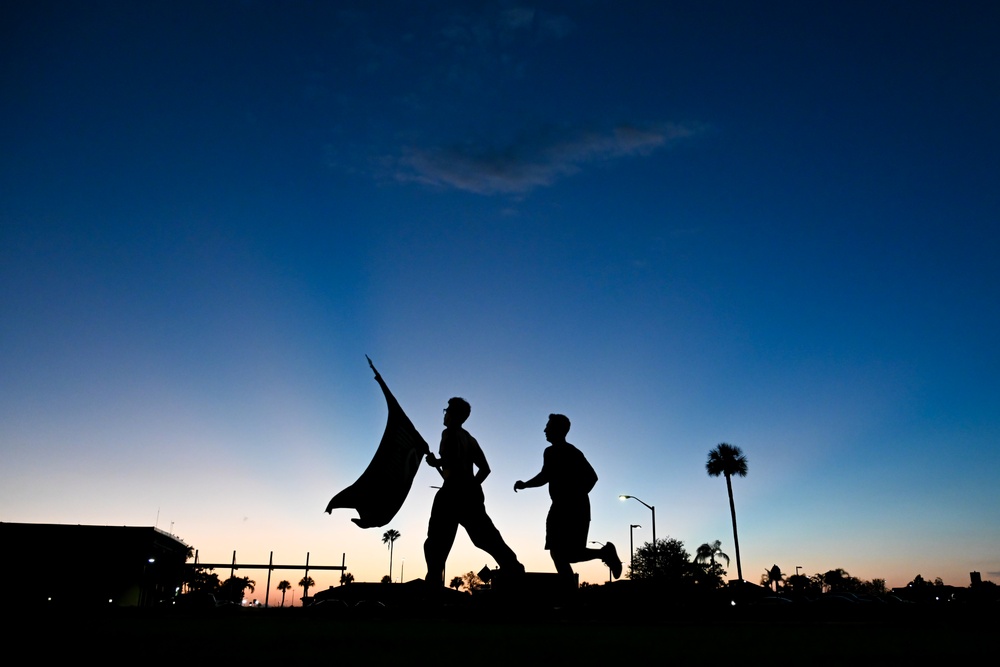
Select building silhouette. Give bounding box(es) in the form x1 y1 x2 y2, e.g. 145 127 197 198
0 522 189 608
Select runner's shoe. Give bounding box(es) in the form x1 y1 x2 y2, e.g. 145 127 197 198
602 542 623 579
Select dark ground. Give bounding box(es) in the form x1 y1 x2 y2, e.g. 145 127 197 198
20 599 996 665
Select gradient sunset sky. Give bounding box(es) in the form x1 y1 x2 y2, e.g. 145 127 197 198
2 1 998 598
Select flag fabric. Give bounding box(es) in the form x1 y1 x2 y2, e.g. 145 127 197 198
325 359 430 528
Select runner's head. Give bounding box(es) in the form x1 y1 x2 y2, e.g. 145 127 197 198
545 413 571 441
444 397 471 426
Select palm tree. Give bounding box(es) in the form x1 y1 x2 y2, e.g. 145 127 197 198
694 540 730 569
706 442 748 581
822 568 853 593
298 575 315 603
382 529 401 582
693 540 730 589
276 579 291 607
340 572 354 585
786 572 814 594
762 564 784 592
219 576 255 604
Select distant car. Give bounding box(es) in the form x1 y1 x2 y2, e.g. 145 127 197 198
306 599 350 616
751 596 794 605
354 600 386 610
168 591 229 610
352 599 388 618
815 592 865 605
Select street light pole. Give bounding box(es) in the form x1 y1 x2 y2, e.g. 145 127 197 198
629 524 641 574
619 495 655 546
621 495 656 575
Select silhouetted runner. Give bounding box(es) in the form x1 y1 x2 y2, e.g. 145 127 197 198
423 397 524 586
515 413 622 586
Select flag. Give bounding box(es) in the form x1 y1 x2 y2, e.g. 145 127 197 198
325 357 430 528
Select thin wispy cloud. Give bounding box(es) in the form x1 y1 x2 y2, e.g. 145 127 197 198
501 7 535 30
396 122 702 195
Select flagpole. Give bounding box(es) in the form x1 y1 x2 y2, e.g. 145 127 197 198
368 355 439 472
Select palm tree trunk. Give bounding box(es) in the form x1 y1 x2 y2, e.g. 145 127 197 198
389 540 394 582
726 473 743 581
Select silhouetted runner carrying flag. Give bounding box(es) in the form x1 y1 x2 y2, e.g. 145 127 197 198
325 356 430 528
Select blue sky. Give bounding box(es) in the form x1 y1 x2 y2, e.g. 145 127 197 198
2 1 999 597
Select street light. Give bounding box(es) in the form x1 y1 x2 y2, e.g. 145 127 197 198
619 495 656 547
629 524 641 573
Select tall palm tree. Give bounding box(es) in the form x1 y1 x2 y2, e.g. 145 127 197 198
298 575 315 603
382 529 401 582
276 579 291 607
706 442 748 581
